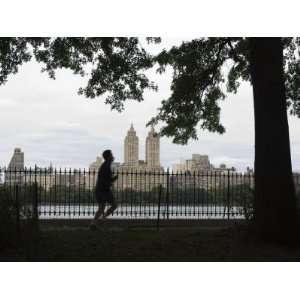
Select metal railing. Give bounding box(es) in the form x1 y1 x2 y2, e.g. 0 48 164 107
1 167 299 220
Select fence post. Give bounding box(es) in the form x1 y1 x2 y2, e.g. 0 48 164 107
15 184 21 239
157 184 162 230
33 181 39 231
166 168 170 220
227 169 230 220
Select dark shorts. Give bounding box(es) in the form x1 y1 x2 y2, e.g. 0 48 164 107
95 190 116 206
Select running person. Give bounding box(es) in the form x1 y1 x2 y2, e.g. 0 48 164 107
90 149 118 229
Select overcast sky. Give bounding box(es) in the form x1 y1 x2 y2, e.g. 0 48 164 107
0 38 300 171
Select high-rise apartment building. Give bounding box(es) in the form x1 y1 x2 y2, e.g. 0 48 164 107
124 123 139 167
145 126 160 168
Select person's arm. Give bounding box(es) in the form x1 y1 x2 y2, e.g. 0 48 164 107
112 174 118 182
108 166 118 183
110 168 118 182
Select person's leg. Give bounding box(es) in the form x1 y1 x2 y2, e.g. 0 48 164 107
94 202 105 220
103 202 117 218
90 192 105 228
103 191 117 218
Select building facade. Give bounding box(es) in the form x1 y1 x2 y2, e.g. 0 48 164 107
124 123 139 167
5 148 24 185
146 126 160 168
115 124 164 191
174 154 213 173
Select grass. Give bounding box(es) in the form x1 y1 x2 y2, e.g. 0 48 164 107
2 221 300 261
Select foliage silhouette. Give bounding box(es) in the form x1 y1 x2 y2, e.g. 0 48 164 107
0 185 17 248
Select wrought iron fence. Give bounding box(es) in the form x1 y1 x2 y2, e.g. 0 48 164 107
1 167 299 220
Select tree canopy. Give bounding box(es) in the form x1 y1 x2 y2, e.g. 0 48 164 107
149 38 300 143
1 37 300 144
0 37 160 111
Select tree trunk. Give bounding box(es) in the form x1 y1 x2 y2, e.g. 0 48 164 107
249 37 297 241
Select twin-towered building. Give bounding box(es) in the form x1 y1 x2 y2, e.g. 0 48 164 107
88 124 163 190
114 124 164 190
123 123 161 170
89 123 162 171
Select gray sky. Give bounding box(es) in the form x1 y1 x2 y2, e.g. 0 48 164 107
0 38 300 171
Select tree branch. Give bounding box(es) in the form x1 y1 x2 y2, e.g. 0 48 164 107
226 38 244 64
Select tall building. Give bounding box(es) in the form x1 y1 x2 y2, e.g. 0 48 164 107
145 126 160 168
115 124 164 191
124 123 139 167
186 159 194 171
5 148 24 184
88 156 103 187
8 148 24 170
172 163 185 173
191 154 211 171
172 154 213 174
89 156 103 171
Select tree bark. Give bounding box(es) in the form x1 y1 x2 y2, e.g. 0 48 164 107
249 37 297 241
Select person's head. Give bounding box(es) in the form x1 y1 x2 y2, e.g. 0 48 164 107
102 149 114 162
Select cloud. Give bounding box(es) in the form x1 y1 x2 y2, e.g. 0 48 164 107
51 121 81 129
0 98 17 107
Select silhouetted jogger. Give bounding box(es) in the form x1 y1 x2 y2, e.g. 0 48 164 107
90 149 118 229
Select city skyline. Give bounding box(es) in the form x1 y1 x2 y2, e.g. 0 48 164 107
4 124 239 173
2 111 300 171
0 39 300 171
